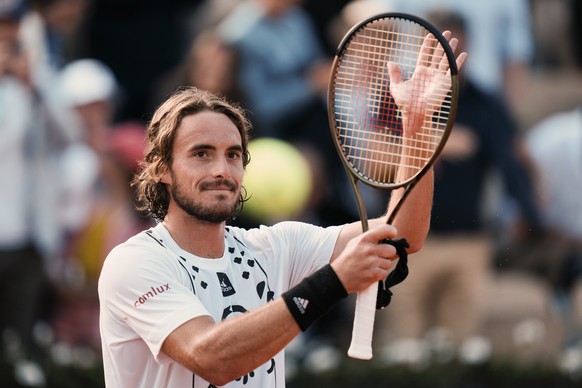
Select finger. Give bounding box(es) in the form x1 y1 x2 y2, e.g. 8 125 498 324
377 256 396 271
436 47 448 73
437 38 457 73
432 31 449 70
447 51 468 76
377 243 398 261
456 52 468 72
445 49 468 77
447 36 459 53
417 33 436 68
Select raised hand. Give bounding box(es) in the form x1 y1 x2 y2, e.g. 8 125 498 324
388 31 467 136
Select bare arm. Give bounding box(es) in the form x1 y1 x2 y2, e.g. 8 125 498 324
162 299 299 386
162 224 399 386
332 169 433 259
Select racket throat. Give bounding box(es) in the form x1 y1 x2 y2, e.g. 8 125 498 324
348 176 370 232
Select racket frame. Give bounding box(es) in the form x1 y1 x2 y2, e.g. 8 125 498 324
327 12 460 359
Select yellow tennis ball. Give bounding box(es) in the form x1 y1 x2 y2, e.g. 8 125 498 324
243 138 312 223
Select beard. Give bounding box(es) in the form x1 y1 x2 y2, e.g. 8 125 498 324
170 173 240 223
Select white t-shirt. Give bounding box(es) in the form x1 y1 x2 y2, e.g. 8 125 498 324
99 221 342 387
525 108 582 239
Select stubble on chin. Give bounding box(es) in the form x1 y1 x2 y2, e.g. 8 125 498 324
171 182 240 223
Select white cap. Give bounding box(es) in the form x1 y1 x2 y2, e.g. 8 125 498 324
59 59 118 106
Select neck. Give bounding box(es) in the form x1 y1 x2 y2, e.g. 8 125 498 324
162 214 226 258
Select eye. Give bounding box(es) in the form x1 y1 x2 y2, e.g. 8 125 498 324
194 150 208 158
227 151 242 160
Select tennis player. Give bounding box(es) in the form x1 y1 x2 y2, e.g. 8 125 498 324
98 70 459 386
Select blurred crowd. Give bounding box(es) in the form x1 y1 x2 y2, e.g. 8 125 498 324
1 0 581 385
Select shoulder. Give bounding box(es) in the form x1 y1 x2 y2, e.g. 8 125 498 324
103 228 169 263
226 221 342 260
228 221 338 243
99 228 183 290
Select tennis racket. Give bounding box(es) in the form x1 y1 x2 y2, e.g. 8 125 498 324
328 13 461 360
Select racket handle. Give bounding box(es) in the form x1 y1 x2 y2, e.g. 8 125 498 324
347 281 378 360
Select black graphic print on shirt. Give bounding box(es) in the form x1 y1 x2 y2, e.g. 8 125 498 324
145 229 279 386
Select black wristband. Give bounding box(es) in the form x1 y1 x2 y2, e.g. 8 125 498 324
282 264 348 331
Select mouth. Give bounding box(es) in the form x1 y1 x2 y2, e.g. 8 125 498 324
204 188 235 195
200 180 238 193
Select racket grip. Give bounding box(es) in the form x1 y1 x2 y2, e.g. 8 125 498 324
347 281 378 360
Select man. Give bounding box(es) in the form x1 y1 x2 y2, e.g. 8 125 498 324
99 33 466 387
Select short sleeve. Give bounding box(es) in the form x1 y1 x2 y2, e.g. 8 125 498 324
99 243 210 361
230 222 343 290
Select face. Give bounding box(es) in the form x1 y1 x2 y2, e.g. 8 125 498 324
162 111 244 223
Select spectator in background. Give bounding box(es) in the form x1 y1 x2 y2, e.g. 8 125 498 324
59 58 118 152
19 0 90 72
387 0 534 118
0 0 44 363
526 109 582 241
216 0 331 146
0 0 80 382
53 58 152 350
151 28 242 110
524 107 582 369
376 9 543 365
53 122 151 350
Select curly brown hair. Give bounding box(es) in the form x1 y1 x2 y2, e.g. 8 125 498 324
132 87 252 221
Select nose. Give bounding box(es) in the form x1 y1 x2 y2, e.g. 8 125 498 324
210 155 231 178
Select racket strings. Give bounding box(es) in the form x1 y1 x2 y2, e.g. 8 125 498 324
339 127 443 150
369 18 392 180
333 17 453 184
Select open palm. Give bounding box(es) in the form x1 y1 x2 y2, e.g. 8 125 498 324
388 31 467 136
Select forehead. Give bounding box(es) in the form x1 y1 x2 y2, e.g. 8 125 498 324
174 110 242 149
